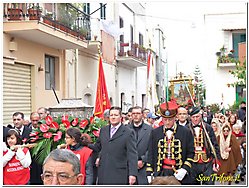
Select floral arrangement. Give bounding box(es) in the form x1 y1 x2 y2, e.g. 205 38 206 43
28 115 108 164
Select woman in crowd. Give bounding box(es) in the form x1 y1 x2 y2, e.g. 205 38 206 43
65 127 93 185
211 118 221 138
3 129 31 185
228 114 237 128
217 123 242 184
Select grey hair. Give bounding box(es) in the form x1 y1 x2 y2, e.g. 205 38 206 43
103 109 110 118
43 149 81 175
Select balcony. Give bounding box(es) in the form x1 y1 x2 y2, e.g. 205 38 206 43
216 47 237 68
116 42 148 68
3 3 91 49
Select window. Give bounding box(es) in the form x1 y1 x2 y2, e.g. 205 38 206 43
142 94 146 109
130 25 133 44
83 3 90 14
232 33 246 59
100 3 106 19
121 93 125 111
139 33 143 46
45 55 55 90
119 16 124 28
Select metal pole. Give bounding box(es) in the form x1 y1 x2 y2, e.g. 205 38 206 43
165 59 169 102
51 86 60 104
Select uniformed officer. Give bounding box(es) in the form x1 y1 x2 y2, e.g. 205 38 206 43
147 100 195 184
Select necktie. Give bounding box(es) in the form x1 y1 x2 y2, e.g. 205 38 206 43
193 124 201 128
110 127 116 138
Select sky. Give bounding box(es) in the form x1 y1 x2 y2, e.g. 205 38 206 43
144 1 247 78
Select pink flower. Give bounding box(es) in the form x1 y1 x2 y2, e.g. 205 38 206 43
63 121 71 129
40 124 50 132
45 116 53 125
72 118 78 126
29 131 39 137
79 119 89 128
62 115 69 123
43 132 52 138
93 129 100 137
54 131 62 142
30 136 39 142
22 138 27 143
50 122 59 130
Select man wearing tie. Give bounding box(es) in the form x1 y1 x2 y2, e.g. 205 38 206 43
89 106 138 185
12 112 32 141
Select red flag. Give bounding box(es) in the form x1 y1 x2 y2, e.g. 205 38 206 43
94 56 111 118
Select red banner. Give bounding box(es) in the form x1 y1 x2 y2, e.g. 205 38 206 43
94 56 111 118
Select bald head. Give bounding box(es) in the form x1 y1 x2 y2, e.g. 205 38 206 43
30 112 40 129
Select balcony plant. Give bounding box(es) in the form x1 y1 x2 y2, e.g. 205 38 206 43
216 46 237 66
8 3 23 20
28 3 42 20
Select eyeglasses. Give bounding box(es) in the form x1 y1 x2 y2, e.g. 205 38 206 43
223 129 230 132
41 173 77 183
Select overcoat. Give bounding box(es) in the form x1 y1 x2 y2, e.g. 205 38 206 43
91 124 138 185
128 122 153 184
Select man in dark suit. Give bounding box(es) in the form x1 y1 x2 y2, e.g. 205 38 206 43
127 106 153 185
12 112 32 141
89 106 138 185
147 100 194 184
3 126 10 141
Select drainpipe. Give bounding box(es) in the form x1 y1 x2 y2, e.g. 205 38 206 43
74 49 78 98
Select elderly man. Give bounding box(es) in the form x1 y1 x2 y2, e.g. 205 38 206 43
176 107 189 127
42 149 83 185
186 106 221 185
147 100 194 184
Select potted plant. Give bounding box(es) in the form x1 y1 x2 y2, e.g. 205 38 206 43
28 3 42 20
43 13 54 26
79 27 88 40
8 3 23 20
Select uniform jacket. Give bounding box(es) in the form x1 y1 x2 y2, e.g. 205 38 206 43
147 124 194 177
186 122 221 160
89 124 138 185
128 122 153 184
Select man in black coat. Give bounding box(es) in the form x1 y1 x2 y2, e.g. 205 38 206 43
89 106 138 185
186 106 221 185
127 106 153 185
12 112 32 141
147 100 195 185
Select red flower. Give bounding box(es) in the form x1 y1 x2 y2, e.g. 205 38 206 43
29 131 39 137
72 118 79 126
30 136 39 142
62 115 69 123
79 119 89 128
43 132 52 138
63 121 71 129
50 122 59 130
54 131 62 142
90 116 94 124
93 129 100 137
40 124 50 132
45 116 53 125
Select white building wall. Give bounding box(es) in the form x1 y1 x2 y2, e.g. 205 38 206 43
203 12 246 107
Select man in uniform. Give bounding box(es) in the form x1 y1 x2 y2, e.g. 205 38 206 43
147 100 194 184
187 106 221 185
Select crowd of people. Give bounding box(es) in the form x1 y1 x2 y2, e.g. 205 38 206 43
2 101 246 185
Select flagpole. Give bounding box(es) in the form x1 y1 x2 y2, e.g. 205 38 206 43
165 58 169 102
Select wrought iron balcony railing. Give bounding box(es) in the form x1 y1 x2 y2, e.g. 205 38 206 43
3 3 91 40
